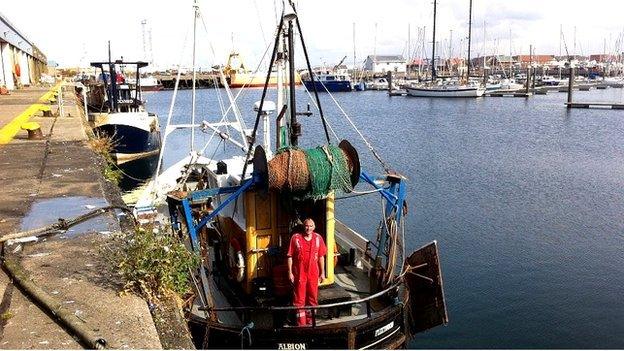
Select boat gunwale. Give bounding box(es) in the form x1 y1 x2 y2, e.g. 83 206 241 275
202 279 402 313
192 302 403 332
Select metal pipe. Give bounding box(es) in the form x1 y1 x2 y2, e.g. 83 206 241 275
2 257 107 349
275 105 287 150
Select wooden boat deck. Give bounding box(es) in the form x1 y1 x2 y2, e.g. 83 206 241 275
190 257 377 327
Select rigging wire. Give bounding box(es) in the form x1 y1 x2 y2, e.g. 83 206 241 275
252 0 268 47
146 21 192 204
306 78 392 173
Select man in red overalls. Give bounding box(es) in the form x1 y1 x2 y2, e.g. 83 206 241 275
287 218 327 326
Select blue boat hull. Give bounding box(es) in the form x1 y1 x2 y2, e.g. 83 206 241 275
93 124 161 157
303 80 352 92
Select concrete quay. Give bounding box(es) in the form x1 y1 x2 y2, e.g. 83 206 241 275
0 84 162 349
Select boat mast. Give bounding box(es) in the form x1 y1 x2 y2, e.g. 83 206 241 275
449 29 453 76
509 27 512 78
431 0 437 80
273 26 286 154
353 23 356 78
287 9 299 147
191 0 199 152
407 23 410 76
108 41 117 112
466 0 473 81
483 20 486 79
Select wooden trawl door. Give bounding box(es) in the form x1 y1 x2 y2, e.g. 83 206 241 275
403 240 448 336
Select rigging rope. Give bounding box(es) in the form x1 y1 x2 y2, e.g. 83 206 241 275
314 79 392 172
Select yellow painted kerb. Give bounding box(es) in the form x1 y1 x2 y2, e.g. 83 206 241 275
0 84 60 145
38 82 61 103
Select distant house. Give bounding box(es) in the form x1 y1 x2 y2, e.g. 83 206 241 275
514 55 555 68
492 55 516 69
589 54 618 63
363 55 406 74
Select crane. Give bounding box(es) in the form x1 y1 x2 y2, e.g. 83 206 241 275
333 55 348 71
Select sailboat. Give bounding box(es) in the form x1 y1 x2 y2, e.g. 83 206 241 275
406 0 485 98
140 1 448 349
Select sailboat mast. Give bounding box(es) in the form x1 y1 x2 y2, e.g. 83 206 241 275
407 23 410 75
353 22 357 77
466 0 473 80
431 0 437 80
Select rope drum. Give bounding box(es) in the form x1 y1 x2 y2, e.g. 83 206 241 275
264 141 359 200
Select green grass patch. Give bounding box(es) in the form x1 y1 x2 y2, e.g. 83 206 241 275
1 311 14 320
87 131 122 184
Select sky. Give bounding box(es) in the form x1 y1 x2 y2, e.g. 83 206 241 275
2 0 624 70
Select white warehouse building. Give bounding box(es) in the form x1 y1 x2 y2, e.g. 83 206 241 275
0 12 47 90
363 55 406 74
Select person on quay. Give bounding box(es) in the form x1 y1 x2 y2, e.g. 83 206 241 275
287 218 327 326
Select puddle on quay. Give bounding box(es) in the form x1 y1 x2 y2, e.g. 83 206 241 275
20 196 120 238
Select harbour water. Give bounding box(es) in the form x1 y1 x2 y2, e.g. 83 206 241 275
140 87 624 348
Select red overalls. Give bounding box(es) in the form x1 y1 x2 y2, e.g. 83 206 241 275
287 232 327 326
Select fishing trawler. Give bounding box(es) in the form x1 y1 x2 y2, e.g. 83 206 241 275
89 50 161 186
142 1 448 349
222 51 302 88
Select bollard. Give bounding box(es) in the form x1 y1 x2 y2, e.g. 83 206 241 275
40 105 52 117
21 122 44 140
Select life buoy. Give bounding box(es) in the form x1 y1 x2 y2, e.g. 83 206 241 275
228 237 245 282
14 64 21 77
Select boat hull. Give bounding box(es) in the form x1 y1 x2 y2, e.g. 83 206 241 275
406 86 485 97
303 80 352 92
92 112 162 164
188 304 406 349
140 84 163 92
